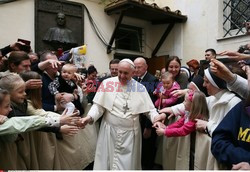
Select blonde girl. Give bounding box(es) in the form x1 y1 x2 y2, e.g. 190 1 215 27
153 90 209 137
0 73 78 170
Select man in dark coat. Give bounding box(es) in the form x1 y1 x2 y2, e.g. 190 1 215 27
134 57 159 170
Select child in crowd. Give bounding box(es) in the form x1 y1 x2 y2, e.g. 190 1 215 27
20 71 80 132
0 73 79 134
153 90 209 137
154 72 180 109
48 63 84 115
0 88 77 135
0 73 79 170
0 88 57 135
20 71 81 169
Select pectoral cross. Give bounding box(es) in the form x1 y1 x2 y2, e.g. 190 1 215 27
123 102 129 114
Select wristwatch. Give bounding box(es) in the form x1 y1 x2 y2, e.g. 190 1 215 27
205 126 211 137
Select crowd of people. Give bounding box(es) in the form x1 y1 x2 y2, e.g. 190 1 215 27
0 40 249 170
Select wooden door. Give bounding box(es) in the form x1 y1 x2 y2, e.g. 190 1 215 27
146 55 169 76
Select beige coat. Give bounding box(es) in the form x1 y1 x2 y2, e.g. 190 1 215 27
31 131 61 169
194 132 226 170
0 141 24 170
27 101 61 169
27 100 97 169
162 116 190 170
0 112 49 170
57 125 97 169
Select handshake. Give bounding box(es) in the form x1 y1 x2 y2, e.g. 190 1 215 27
59 110 93 135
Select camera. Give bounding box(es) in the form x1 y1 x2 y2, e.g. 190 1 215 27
17 38 31 53
238 44 250 54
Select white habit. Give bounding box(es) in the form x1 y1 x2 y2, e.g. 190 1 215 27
87 77 158 170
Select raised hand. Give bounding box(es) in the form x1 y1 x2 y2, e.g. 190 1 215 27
25 79 42 90
10 41 30 52
218 51 250 60
210 59 235 83
170 89 188 98
73 72 85 82
49 60 63 69
59 109 80 126
38 59 63 71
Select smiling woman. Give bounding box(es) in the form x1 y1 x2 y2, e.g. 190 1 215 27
166 56 188 89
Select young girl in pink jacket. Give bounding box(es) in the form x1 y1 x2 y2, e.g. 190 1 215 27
154 72 180 109
153 90 209 137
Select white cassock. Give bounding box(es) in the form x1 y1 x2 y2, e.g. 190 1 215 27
87 76 158 170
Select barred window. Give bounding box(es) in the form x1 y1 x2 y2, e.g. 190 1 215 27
223 0 250 37
115 24 144 53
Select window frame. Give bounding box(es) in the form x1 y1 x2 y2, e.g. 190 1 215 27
222 0 249 38
115 24 145 54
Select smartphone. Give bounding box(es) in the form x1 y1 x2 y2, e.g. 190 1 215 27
17 38 31 52
17 38 30 45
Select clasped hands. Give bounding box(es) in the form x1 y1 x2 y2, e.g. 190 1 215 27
152 108 173 136
152 107 208 134
59 110 93 135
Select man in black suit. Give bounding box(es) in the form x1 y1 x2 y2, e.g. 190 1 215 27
134 57 159 170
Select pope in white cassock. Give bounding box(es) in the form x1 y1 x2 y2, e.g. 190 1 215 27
81 59 159 170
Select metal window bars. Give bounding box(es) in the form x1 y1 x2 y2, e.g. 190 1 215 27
223 0 250 37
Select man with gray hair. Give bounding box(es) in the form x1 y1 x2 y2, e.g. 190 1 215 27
80 59 159 170
134 57 159 169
